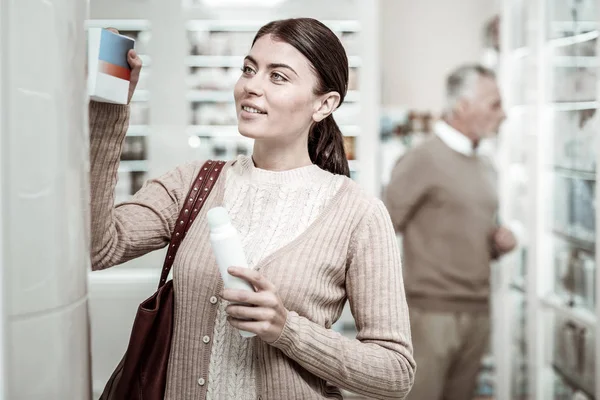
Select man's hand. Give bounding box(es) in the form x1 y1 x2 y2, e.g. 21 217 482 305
493 226 517 255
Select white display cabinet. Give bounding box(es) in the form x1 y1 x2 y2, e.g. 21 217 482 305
496 0 599 398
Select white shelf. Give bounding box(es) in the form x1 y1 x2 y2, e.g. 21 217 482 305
551 21 598 33
540 294 597 328
186 55 362 68
187 124 360 137
498 1 600 398
553 56 599 68
185 19 361 33
131 90 150 102
548 30 599 48
552 166 596 181
127 125 149 137
85 19 151 31
186 89 361 103
548 101 598 111
118 160 148 173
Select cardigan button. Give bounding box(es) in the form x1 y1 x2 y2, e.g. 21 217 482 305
197 378 205 386
209 296 218 304
203 335 211 344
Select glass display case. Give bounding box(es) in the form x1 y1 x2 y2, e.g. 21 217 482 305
498 0 599 398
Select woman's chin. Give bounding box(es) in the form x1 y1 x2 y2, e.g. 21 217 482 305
238 125 266 140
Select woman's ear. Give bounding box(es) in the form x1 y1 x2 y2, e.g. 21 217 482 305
312 92 341 123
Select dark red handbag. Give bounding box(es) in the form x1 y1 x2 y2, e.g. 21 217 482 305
99 160 225 400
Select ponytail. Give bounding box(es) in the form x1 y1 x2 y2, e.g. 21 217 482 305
308 115 350 177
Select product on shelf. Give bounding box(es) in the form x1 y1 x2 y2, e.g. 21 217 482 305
114 170 148 204
553 108 597 172
187 67 240 91
551 66 597 103
554 240 596 311
348 67 359 91
343 136 356 160
549 0 597 28
552 175 596 243
552 315 596 397
120 136 147 161
131 171 146 195
190 101 237 126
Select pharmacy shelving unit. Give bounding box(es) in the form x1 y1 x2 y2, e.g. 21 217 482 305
496 0 600 398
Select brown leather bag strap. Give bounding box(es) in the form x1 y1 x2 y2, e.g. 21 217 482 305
158 160 226 288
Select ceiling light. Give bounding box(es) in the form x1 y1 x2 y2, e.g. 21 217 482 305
201 0 286 7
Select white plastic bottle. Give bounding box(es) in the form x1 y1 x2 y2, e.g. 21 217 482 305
207 206 256 338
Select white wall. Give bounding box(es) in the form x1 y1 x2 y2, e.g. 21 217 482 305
380 0 498 113
0 0 92 398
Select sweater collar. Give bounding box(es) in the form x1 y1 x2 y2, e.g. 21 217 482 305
235 155 333 186
434 121 477 156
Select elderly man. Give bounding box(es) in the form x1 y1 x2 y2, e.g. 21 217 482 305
384 64 517 400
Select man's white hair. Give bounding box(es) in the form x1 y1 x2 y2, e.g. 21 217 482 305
445 64 496 115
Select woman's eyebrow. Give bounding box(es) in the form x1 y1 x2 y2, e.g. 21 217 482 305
244 55 299 77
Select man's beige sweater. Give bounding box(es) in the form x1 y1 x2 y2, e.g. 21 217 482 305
89 102 415 400
385 133 499 313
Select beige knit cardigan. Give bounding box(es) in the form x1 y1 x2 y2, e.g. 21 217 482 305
89 101 415 399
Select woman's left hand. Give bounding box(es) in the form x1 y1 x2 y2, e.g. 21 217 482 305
222 267 288 344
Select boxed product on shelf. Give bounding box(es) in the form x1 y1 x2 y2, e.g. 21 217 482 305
187 67 240 91
549 0 597 26
553 37 597 57
552 314 596 397
187 29 255 56
333 103 360 125
553 108 597 172
343 136 356 160
554 240 596 310
190 101 237 126
193 136 253 160
348 68 359 91
551 66 597 103
552 175 596 243
120 136 147 161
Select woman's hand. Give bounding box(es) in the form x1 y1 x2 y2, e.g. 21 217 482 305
105 28 142 104
222 267 288 344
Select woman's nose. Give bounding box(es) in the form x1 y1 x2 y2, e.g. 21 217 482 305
243 75 264 96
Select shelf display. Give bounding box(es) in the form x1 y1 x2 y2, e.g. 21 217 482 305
498 0 599 398
551 313 596 398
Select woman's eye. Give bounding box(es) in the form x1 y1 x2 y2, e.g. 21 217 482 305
241 66 255 74
271 72 287 82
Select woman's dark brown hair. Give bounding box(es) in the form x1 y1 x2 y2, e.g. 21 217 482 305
253 18 350 177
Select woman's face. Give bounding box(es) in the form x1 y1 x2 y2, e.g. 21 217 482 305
234 34 323 143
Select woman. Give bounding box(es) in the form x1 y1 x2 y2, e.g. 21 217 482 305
92 18 415 400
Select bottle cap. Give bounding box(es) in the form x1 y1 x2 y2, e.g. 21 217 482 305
207 207 231 230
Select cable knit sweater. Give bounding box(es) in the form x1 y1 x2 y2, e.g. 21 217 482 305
207 157 344 399
89 101 415 400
